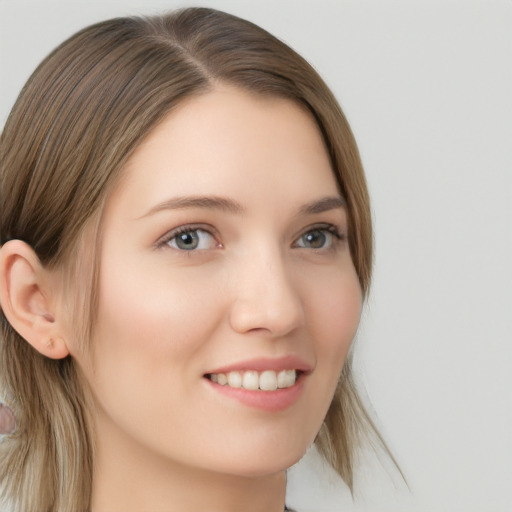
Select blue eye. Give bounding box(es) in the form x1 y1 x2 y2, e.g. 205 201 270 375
166 228 216 250
295 228 340 249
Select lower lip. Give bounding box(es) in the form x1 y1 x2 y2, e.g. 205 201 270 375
204 374 306 412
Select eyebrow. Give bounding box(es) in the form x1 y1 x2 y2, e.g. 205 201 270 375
139 194 345 219
139 195 245 218
297 196 346 215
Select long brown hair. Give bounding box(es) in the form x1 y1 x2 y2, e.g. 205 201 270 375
1 8 389 511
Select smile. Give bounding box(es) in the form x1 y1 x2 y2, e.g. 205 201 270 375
207 370 297 391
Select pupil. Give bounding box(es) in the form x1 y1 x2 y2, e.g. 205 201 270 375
305 230 326 248
177 231 199 250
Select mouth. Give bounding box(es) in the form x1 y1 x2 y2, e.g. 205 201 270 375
205 369 301 391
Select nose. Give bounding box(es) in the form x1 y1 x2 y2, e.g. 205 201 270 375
228 248 306 338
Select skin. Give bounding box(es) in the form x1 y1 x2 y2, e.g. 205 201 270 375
0 86 363 512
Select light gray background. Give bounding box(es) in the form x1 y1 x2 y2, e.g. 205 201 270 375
1 1 511 511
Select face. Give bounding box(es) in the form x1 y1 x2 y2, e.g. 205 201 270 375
68 86 362 477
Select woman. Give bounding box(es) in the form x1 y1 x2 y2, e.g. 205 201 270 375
0 7 392 512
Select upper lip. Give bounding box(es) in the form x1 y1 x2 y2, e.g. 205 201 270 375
205 355 313 375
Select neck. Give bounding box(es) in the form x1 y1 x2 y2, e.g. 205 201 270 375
90 415 287 512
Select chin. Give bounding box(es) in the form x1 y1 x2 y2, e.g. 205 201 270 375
206 442 310 478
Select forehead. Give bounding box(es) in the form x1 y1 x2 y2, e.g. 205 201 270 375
109 86 339 217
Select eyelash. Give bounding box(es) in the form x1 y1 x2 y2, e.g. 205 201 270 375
155 224 219 250
155 223 346 251
294 224 346 250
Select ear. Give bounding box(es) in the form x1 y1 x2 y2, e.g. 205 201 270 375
0 240 70 359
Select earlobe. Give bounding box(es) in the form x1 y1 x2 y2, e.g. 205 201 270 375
0 240 70 359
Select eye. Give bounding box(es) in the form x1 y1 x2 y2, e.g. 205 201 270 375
295 227 342 249
164 227 217 251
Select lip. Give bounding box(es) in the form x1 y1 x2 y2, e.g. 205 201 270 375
205 355 313 375
203 356 312 412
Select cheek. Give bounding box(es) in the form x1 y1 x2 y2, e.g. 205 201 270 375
91 260 223 374
304 268 362 403
82 260 227 442
307 269 363 358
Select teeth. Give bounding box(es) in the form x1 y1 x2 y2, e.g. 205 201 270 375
277 369 296 389
260 370 278 391
227 371 242 388
242 370 259 390
209 369 297 391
